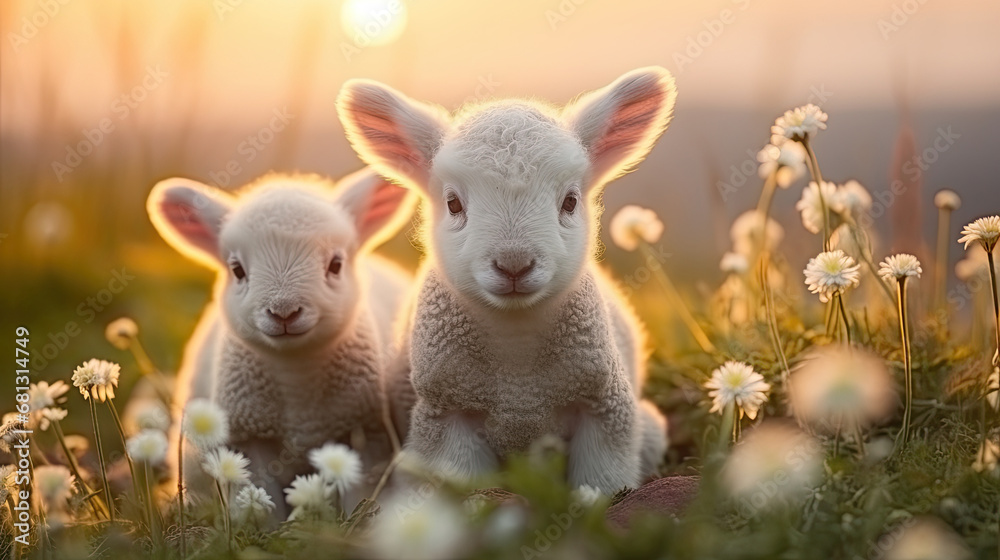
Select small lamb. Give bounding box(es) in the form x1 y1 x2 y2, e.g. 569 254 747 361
336 67 675 493
147 168 415 516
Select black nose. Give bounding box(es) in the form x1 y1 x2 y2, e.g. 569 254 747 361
267 307 302 325
493 260 535 281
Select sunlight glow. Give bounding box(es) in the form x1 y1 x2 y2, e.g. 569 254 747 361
340 0 408 47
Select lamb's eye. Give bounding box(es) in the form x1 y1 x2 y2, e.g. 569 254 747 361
446 194 464 215
231 263 246 281
561 193 578 214
327 255 343 276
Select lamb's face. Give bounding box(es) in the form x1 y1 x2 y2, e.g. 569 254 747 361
427 106 593 310
217 188 362 353
148 169 413 356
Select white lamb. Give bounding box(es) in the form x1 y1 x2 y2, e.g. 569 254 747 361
336 67 675 493
147 168 415 516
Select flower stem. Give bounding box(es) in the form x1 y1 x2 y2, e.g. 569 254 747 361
800 135 830 252
53 419 107 520
987 251 1000 367
640 242 716 354
894 278 913 449
88 397 115 523
837 292 852 346
178 434 187 559
215 480 232 551
144 462 162 551
106 399 143 509
760 258 791 387
934 207 952 312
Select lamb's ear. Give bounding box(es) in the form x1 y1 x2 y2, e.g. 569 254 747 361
564 67 677 188
147 178 234 267
336 79 450 192
335 167 417 251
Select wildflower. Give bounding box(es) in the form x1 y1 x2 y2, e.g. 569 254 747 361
28 380 69 412
232 485 275 527
958 215 1000 252
730 210 784 257
571 485 603 507
757 142 807 187
34 465 75 524
722 422 821 507
308 443 362 494
879 254 922 282
705 361 771 420
934 189 961 211
796 181 838 234
0 414 28 453
127 429 168 465
831 180 872 219
771 104 828 143
609 205 664 252
182 399 229 449
804 250 861 303
884 517 973 560
130 400 171 433
788 345 896 433
284 473 333 521
369 492 467 560
105 317 139 350
972 437 999 475
71 359 121 401
202 448 250 486
955 244 989 281
720 252 749 275
37 407 68 431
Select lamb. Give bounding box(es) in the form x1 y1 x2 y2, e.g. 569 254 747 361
146 168 415 517
336 67 675 493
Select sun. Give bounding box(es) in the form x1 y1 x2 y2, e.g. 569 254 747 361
340 0 408 47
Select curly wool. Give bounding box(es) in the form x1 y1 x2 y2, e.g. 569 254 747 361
215 311 388 477
407 269 642 482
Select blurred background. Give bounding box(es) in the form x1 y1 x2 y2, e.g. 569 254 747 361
1 0 998 401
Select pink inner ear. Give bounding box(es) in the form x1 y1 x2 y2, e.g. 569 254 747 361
344 90 430 180
358 181 408 240
589 88 668 168
160 198 219 258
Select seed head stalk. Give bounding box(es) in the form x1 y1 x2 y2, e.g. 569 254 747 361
893 277 914 449
799 135 830 252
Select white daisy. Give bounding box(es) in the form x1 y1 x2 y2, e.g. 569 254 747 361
958 215 1000 252
879 254 923 282
131 400 171 433
202 447 250 486
730 210 784 257
831 180 872 219
704 361 771 420
284 473 333 521
804 250 861 303
771 104 828 143
757 141 807 188
37 407 68 431
720 252 749 275
795 181 838 234
182 399 229 449
28 380 69 412
34 465 75 509
955 244 990 281
722 422 821 506
369 492 467 560
71 359 121 402
105 317 139 350
127 429 168 465
609 205 664 252
933 189 961 211
232 485 275 527
884 517 973 560
308 443 362 494
788 345 896 433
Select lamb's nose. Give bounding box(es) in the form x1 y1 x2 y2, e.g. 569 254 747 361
493 260 535 281
267 307 302 325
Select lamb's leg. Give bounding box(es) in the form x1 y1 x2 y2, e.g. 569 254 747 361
637 399 668 479
237 438 290 522
406 402 498 482
567 405 640 495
